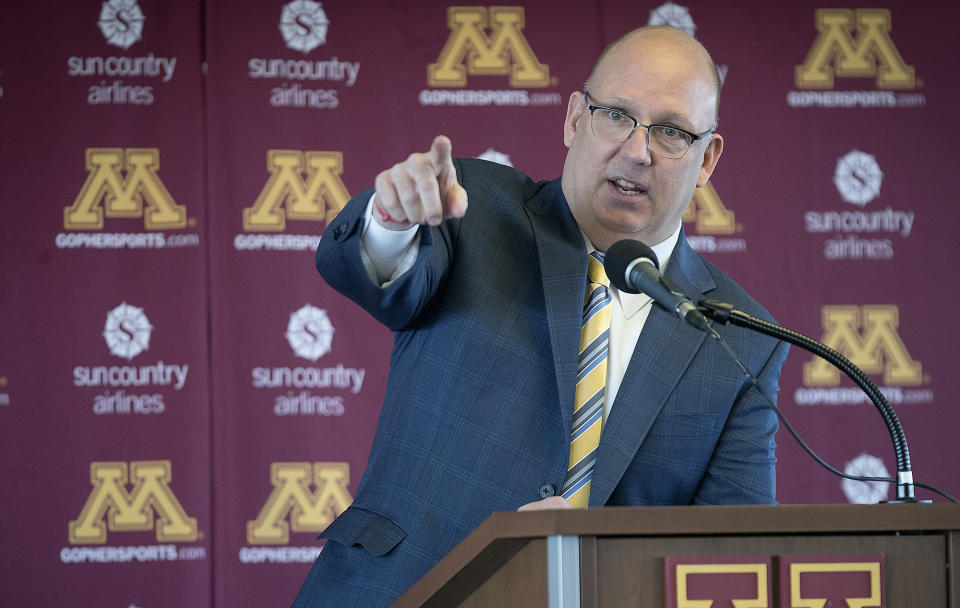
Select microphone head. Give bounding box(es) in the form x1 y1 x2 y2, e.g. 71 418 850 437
604 239 659 294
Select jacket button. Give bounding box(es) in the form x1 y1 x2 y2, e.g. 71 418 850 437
538 484 556 498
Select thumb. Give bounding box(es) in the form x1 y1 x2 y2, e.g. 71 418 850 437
517 496 572 511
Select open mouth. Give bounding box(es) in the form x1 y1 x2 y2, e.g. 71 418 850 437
610 178 646 196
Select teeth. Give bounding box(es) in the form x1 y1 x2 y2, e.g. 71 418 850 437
614 179 641 193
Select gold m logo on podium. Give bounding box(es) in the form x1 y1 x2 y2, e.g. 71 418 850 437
666 554 885 607
666 556 772 608
780 555 884 608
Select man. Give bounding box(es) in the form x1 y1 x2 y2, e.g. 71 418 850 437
293 26 788 607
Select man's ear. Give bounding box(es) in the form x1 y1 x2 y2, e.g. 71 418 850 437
563 91 585 148
696 133 724 187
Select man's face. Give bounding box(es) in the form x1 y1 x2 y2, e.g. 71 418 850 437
561 32 723 251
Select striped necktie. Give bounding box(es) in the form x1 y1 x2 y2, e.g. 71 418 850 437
561 251 611 509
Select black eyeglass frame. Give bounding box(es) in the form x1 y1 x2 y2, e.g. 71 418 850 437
582 90 714 159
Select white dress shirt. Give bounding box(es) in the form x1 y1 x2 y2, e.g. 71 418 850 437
589 229 680 423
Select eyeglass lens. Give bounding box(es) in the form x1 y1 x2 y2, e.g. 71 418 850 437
591 108 692 159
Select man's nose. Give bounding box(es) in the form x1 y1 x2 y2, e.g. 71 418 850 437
621 125 653 164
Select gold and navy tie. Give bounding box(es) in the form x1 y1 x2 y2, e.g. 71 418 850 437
561 251 611 508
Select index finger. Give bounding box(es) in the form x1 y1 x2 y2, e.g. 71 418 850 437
428 135 455 176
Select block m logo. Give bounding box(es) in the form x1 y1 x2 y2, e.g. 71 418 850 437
243 150 349 232
804 305 923 387
428 6 550 87
795 9 915 89
788 561 883 608
68 461 199 544
675 563 769 607
682 182 737 235
246 462 353 545
64 148 187 230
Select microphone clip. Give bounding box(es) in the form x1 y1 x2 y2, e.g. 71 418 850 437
697 298 734 324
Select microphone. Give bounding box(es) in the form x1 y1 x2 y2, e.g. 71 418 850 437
604 239 710 331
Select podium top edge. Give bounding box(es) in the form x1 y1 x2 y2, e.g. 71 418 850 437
481 502 960 538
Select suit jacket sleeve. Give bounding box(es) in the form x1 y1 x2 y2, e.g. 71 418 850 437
693 337 789 504
315 187 460 332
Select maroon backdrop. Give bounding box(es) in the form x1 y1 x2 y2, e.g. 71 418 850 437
1 0 958 605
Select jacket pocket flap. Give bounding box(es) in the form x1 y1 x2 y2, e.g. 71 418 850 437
319 506 407 557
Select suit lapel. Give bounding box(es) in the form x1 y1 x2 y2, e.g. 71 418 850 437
521 186 720 505
589 234 717 505
523 180 587 441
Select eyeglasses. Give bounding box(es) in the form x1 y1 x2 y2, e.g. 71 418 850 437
583 91 713 160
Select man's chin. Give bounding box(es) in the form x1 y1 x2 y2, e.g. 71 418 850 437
587 221 656 251
595 211 654 242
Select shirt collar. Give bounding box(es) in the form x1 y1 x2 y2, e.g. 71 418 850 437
584 223 683 319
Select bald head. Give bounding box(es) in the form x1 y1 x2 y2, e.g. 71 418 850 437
560 24 726 249
585 27 721 125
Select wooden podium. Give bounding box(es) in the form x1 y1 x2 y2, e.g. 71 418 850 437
395 503 960 607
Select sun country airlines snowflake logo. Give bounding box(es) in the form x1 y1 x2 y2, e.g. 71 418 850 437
841 453 890 503
279 0 329 54
804 149 913 260
647 2 695 35
97 0 146 50
645 4 728 86
103 303 153 360
285 305 334 361
834 150 883 206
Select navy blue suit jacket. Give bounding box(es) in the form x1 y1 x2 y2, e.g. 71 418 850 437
293 159 788 607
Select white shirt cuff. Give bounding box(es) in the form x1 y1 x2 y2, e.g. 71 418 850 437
359 193 420 286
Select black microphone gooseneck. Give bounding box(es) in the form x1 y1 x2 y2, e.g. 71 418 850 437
601 239 952 502
697 298 923 503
